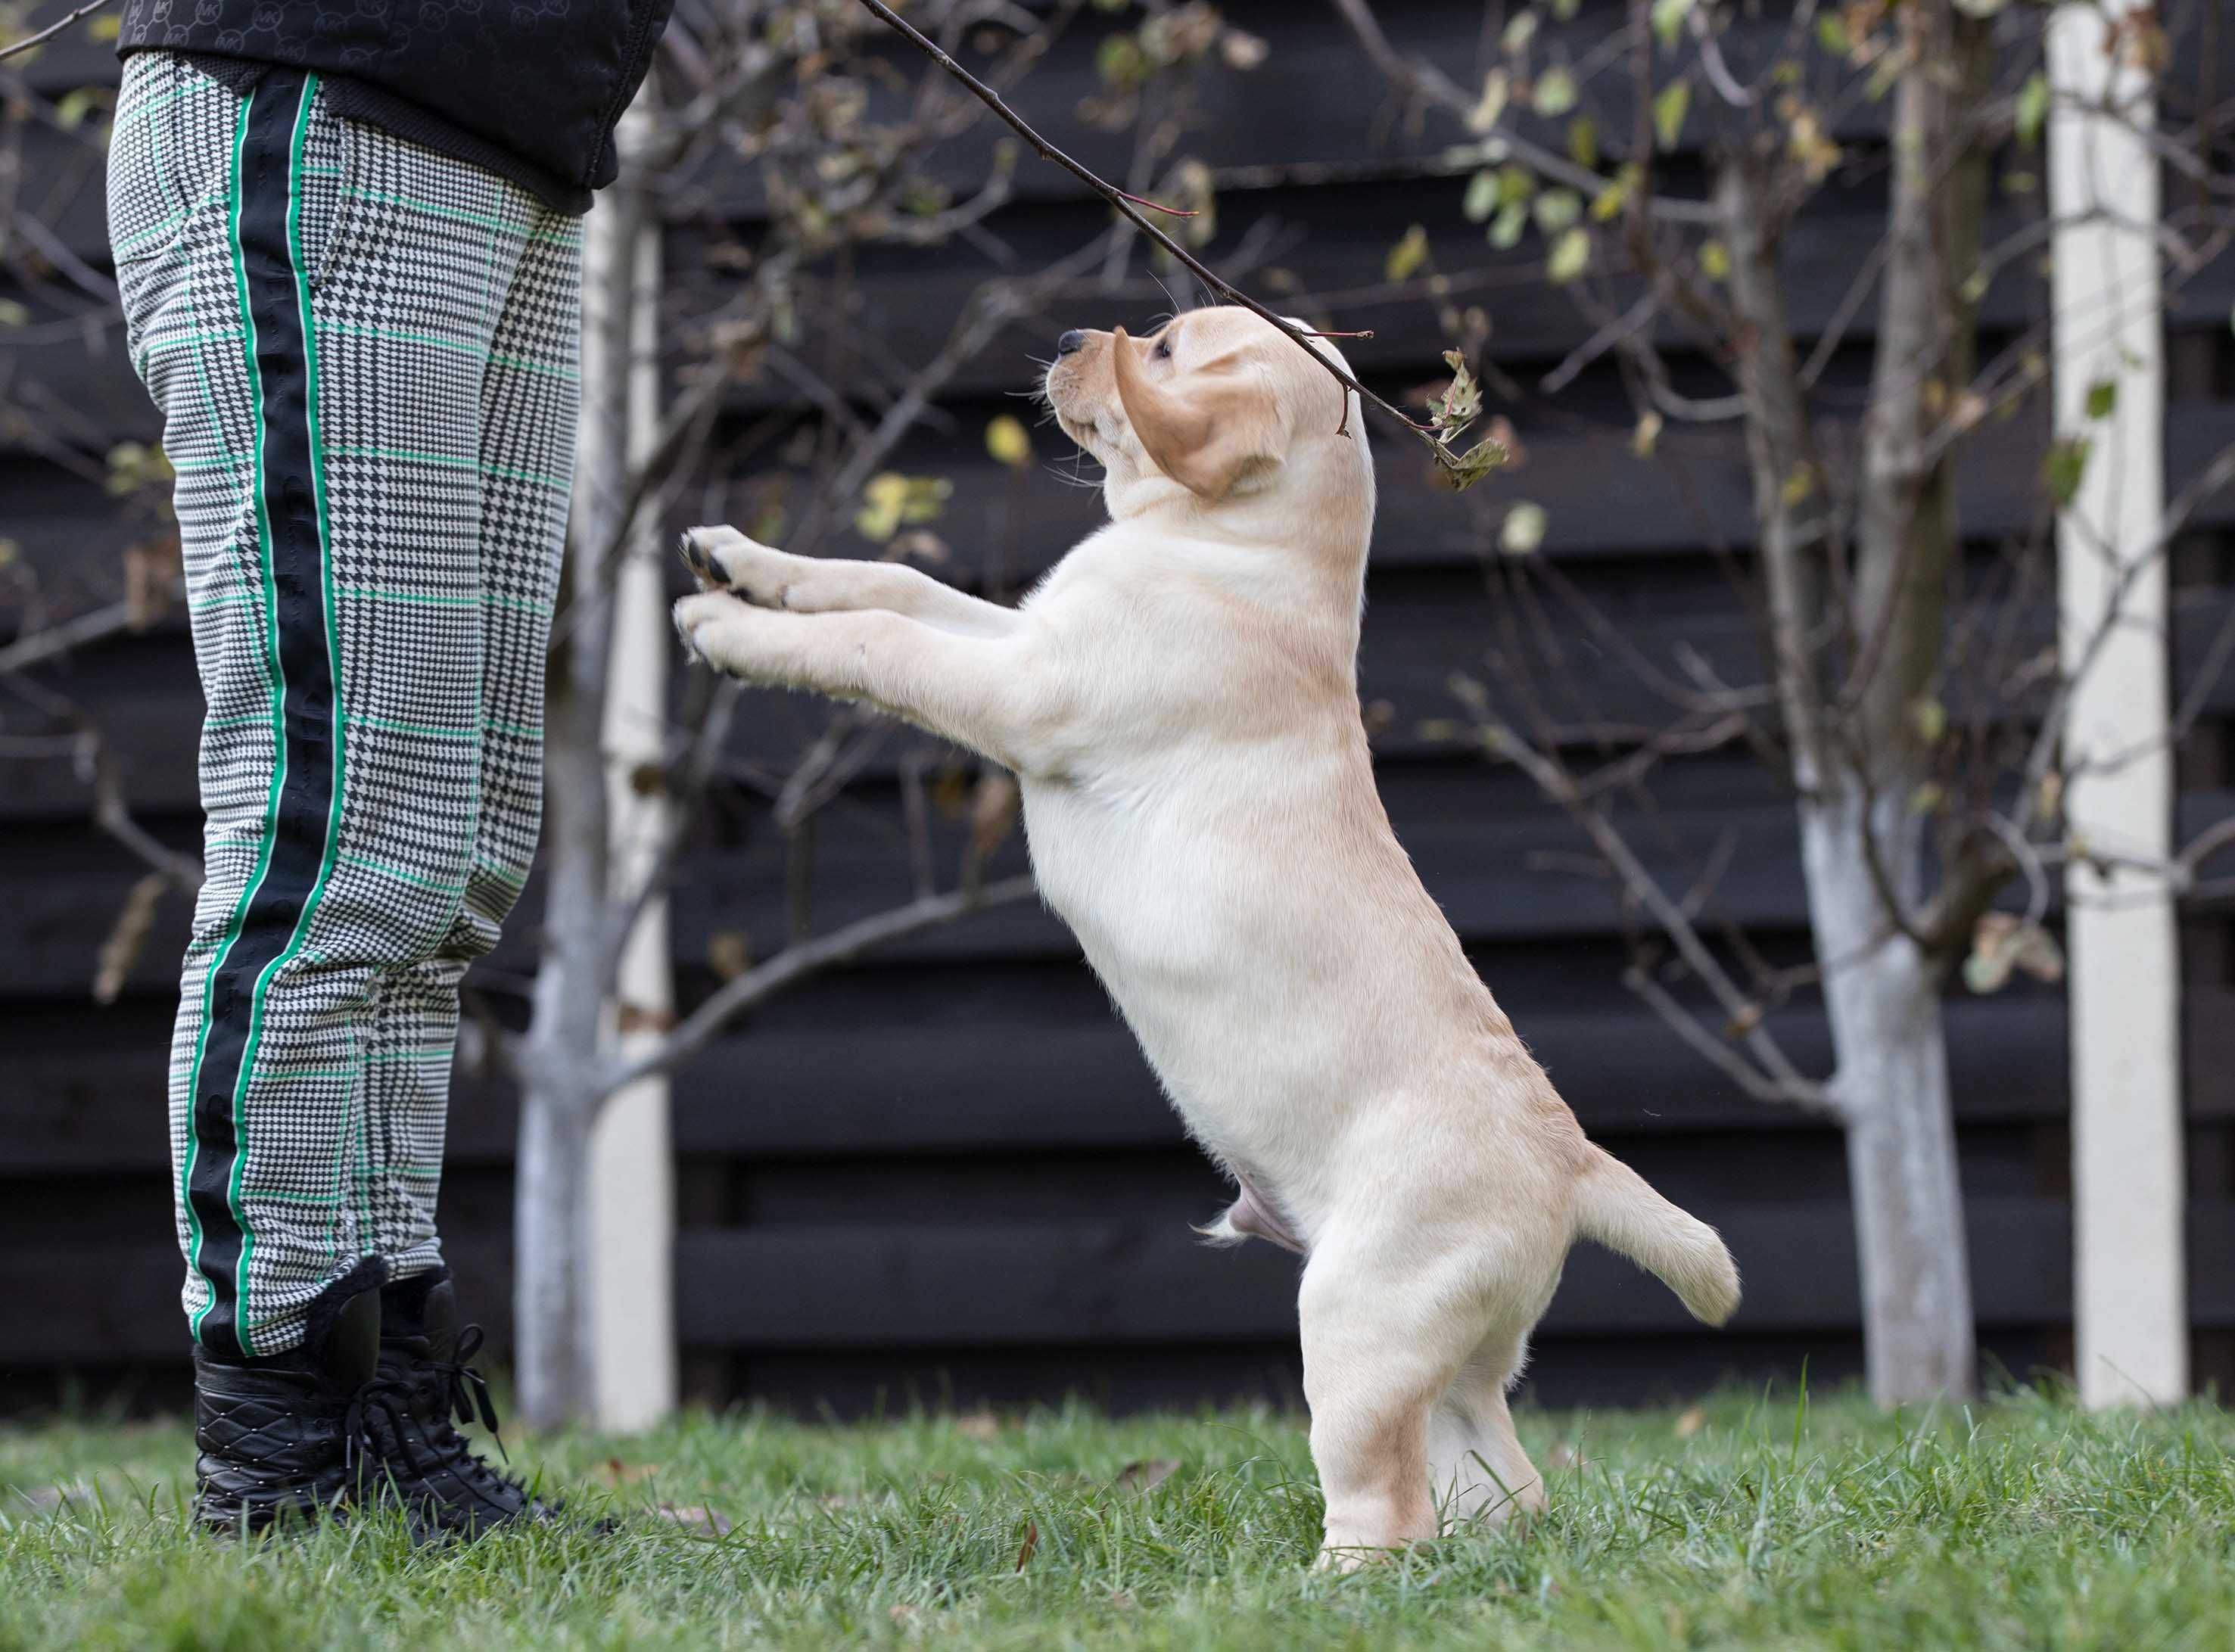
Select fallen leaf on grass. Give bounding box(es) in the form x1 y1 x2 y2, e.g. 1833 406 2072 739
1548 1442 1592 1469
603 1456 659 1485
1674 1406 1707 1439
954 1409 1001 1441
1113 1458 1181 1495
656 1503 733 1535
1014 1520 1039 1570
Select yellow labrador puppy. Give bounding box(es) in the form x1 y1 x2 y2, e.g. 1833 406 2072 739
672 306 1739 1565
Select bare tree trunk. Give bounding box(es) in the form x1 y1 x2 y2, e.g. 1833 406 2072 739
1717 0 1992 1405
512 1055 599 1424
1802 786 1974 1402
512 142 643 1430
1824 1 1991 1405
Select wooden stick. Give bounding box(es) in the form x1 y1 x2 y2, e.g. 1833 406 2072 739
849 0 1460 459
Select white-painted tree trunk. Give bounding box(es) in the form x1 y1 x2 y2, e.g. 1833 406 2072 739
1803 790 1974 1403
513 1066 597 1423
513 110 646 1430
588 198 677 1433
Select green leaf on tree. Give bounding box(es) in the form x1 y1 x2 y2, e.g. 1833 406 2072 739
2015 73 2050 149
1592 164 1642 221
857 473 953 543
1385 224 1430 282
1468 68 1511 135
1442 437 1513 492
1653 80 1691 151
1464 170 1500 223
1535 66 1577 117
1489 201 1530 250
1816 14 1852 57
2043 437 2092 509
985 415 1033 468
1698 239 1732 281
1547 227 1592 285
1650 0 1695 49
1533 188 1582 234
1567 116 1599 170
1435 350 1483 437
2085 378 2118 420
1501 501 1549 554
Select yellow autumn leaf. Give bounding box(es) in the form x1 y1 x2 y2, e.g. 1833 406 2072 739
1385 225 1430 283
1547 227 1591 285
985 415 1033 468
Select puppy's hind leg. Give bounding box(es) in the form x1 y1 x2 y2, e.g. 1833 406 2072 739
1296 1241 1483 1570
1425 1330 1546 1534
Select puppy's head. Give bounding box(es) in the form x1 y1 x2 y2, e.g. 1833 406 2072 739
1041 306 1370 527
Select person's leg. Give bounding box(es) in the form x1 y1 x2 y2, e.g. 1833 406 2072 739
353 182 584 1537
123 57 435 1369
117 58 389 1535
117 53 522 1529
361 192 582 1296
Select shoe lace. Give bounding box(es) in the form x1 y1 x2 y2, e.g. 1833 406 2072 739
425 1324 509 1459
346 1324 531 1509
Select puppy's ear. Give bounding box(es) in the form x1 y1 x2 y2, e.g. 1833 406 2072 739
1113 326 1290 500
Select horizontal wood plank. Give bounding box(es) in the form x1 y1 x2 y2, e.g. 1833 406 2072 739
673 1198 2235 1349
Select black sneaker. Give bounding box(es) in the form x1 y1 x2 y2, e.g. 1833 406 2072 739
191 1266 383 1536
363 1269 561 1538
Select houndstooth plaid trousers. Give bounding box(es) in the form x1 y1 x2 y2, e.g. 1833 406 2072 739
107 54 583 1358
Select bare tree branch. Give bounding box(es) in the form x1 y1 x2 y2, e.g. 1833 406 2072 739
0 0 116 64
600 872 1038 1097
1450 676 1831 1112
0 599 143 675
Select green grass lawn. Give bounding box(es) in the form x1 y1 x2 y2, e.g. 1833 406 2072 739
3 1383 2231 1650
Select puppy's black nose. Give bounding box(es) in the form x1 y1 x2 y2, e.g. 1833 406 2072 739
1055 329 1086 357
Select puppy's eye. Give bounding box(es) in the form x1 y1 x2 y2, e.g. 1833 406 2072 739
1153 337 1172 360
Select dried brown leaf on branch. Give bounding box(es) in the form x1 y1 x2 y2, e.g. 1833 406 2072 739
92 873 167 1005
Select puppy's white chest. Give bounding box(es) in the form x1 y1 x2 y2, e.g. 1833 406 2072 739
1020 773 1228 996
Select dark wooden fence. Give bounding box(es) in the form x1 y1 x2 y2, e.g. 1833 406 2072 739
5 0 2232 1415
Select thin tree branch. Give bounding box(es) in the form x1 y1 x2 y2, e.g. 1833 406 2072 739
1452 677 1830 1112
1621 964 1824 1110
0 0 115 63
0 599 141 674
599 872 1038 1099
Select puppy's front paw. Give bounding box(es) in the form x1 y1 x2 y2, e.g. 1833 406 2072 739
680 524 793 608
672 590 762 678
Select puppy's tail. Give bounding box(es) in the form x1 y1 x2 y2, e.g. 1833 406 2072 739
1572 1146 1741 1326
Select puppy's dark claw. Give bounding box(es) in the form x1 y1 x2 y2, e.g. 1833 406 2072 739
680 530 739 593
